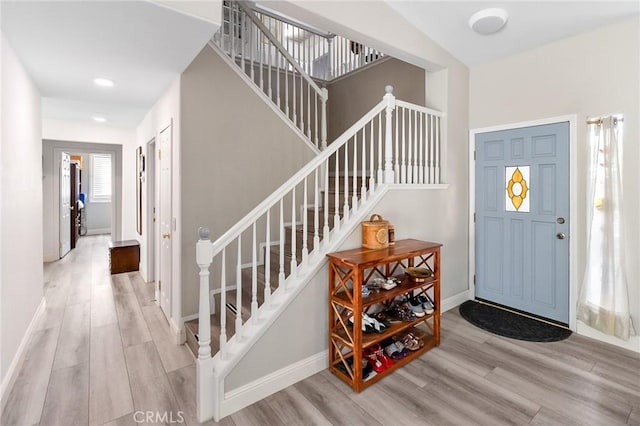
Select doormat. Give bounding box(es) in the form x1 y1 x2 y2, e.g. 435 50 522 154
459 300 572 342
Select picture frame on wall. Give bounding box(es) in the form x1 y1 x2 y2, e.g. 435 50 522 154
136 146 144 235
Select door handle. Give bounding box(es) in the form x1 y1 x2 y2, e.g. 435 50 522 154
556 232 566 240
162 233 171 239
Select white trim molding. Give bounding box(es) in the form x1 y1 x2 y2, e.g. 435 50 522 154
0 298 46 407
441 290 472 314
468 114 578 331
220 351 328 418
577 321 640 353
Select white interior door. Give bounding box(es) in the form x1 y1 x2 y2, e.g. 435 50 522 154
146 139 156 283
159 126 172 320
59 152 71 258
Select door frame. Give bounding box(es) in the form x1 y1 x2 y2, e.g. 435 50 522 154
46 141 122 261
59 152 71 258
158 123 173 321
146 138 156 283
468 114 578 331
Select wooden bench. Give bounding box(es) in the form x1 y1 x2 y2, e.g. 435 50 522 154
108 240 140 274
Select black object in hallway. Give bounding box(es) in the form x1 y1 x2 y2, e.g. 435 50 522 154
459 300 572 342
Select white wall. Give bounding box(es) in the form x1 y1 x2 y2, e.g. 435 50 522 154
0 34 43 396
469 17 640 346
42 120 135 261
135 77 181 330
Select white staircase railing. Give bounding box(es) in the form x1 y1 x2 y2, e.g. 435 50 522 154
196 86 444 422
215 0 328 150
248 3 386 81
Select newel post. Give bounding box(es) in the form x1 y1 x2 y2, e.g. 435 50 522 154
321 87 328 150
196 227 213 361
196 227 217 423
383 85 396 184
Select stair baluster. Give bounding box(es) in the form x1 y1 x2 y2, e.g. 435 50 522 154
192 86 445 422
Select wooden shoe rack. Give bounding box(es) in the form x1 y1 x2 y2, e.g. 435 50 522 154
327 239 442 391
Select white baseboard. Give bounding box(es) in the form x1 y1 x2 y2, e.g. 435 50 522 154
0 298 46 408
577 321 640 353
441 290 472 313
221 351 328 417
170 318 186 345
86 228 111 236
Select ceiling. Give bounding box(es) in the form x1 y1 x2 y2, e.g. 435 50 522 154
386 1 640 66
2 1 638 128
2 1 217 128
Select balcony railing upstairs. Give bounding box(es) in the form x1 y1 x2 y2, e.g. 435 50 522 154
215 0 328 150
234 1 387 82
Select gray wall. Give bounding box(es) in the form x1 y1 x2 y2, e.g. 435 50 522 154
327 58 426 142
1 34 43 389
180 46 317 318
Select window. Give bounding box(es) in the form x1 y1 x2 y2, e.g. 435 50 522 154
90 154 112 203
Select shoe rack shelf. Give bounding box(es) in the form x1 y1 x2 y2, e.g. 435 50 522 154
327 239 442 392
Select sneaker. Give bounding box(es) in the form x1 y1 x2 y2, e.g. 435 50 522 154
417 294 435 315
407 296 426 317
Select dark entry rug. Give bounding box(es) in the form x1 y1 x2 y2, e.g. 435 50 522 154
459 300 572 342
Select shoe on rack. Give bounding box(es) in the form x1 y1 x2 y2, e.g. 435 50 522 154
371 311 392 328
349 313 387 333
417 294 435 315
364 348 386 373
407 296 426 317
372 344 394 368
385 303 417 322
394 333 421 351
381 338 406 360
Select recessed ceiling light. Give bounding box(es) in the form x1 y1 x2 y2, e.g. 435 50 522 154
93 116 107 123
93 77 115 88
469 8 508 35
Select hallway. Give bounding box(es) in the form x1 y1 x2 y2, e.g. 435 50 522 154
0 235 205 425
2 236 639 425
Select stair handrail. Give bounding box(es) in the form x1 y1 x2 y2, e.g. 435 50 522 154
195 86 445 422
236 1 326 100
248 3 333 39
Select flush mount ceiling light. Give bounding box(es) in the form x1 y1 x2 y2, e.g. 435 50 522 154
92 115 107 123
469 8 508 35
93 77 115 88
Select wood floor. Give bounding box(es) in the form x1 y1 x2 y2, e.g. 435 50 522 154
1 235 639 425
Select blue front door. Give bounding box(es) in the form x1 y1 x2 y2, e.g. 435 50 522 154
475 122 569 324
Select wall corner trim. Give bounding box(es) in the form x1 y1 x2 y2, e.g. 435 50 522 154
0 297 46 407
221 351 328 417
441 290 472 314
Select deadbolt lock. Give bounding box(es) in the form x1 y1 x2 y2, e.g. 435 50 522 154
162 233 171 239
557 217 565 224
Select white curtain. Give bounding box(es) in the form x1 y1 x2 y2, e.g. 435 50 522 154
578 116 634 340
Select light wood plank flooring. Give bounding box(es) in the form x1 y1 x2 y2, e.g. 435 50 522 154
2 235 639 425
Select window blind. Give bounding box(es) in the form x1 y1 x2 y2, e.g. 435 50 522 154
90 154 112 202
